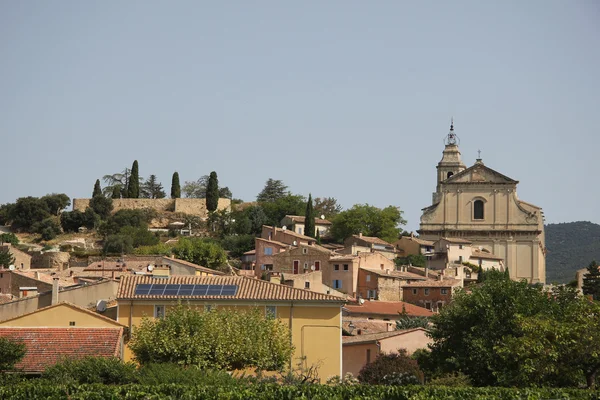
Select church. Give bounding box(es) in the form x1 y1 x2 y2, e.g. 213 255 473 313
419 122 546 284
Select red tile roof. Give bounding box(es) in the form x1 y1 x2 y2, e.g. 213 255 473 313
0 327 123 373
284 215 332 225
344 301 433 317
118 275 347 303
351 235 394 247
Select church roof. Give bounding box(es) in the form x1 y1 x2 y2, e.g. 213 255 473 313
442 161 518 185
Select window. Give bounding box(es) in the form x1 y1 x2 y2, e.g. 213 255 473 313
474 199 484 220
302 248 308 254
412 288 418 295
264 247 273 255
458 256 463 263
459 245 463 249
426 246 432 252
154 305 165 319
266 306 276 318
366 349 371 364
314 261 320 271
298 228 303 235
304 262 308 270
424 301 432 310
366 275 371 282
424 288 430 296
441 288 448 295
437 301 444 311
304 281 310 289
69 321 76 326
447 171 454 179
334 264 340 271
343 264 349 271
367 290 376 299
333 280 342 289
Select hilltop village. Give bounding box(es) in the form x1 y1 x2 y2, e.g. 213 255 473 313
1 124 598 392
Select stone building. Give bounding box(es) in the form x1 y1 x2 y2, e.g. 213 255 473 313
419 122 546 283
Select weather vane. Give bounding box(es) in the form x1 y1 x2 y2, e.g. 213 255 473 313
444 118 459 145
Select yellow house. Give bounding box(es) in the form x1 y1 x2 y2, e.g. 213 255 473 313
117 275 346 381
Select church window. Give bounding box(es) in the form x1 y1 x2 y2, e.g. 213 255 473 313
447 171 454 179
474 200 484 220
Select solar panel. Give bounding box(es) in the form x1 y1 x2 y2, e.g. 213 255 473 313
134 283 239 297
134 284 152 295
220 285 238 296
206 285 223 295
163 284 180 295
178 284 195 295
148 284 167 295
192 285 209 296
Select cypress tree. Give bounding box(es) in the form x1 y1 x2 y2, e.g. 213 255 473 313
206 171 219 212
304 193 315 238
315 229 321 245
171 172 181 199
92 179 102 198
111 185 121 199
127 160 140 198
582 260 600 300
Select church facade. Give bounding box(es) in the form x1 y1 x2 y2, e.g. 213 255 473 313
419 123 546 284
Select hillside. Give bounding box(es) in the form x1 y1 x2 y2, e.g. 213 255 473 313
545 221 600 284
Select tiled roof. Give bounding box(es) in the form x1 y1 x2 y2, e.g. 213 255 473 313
352 235 394 247
255 237 290 248
342 328 426 345
361 268 426 281
0 301 126 327
243 249 256 255
0 327 123 373
471 249 503 260
344 301 433 317
402 278 462 288
283 215 332 225
342 318 394 335
118 275 346 303
164 257 226 275
440 237 472 244
10 270 75 287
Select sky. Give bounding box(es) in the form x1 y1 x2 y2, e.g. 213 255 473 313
1 1 599 232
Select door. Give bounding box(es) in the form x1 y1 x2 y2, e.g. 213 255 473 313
293 260 299 274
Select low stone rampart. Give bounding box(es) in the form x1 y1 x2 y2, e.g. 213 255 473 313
72 198 230 217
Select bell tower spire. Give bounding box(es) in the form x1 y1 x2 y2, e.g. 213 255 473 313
433 119 466 203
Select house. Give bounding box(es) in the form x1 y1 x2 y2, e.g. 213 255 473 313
116 275 346 381
402 278 462 312
254 226 318 277
357 267 426 301
280 215 333 237
0 327 124 373
0 270 76 299
271 243 331 276
0 243 31 270
82 256 224 279
326 252 396 298
342 318 396 336
427 238 474 270
470 248 504 271
342 328 432 377
240 250 256 272
340 234 397 260
343 300 433 320
393 234 435 257
271 271 346 298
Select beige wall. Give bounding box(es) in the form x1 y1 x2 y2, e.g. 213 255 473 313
0 244 31 270
342 342 378 377
378 329 431 354
0 303 123 327
73 198 231 217
272 245 330 276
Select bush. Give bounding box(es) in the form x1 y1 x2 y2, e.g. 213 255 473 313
32 218 61 241
220 234 256 258
134 243 173 256
137 364 237 386
42 356 137 385
89 195 113 220
358 349 424 385
0 337 26 372
119 226 159 248
103 234 133 255
0 233 19 245
428 372 472 387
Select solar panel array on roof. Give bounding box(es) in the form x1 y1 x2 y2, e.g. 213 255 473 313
134 284 238 296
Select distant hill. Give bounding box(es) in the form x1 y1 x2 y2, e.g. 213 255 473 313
545 221 600 284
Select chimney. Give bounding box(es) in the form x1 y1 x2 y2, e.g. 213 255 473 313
438 274 443 281
387 322 394 332
358 232 362 238
51 278 59 305
424 267 429 278
35 271 40 280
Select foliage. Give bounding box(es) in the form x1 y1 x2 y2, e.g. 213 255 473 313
134 243 173 256
260 194 306 227
358 349 424 385
0 232 19 245
304 194 315 238
0 337 26 372
0 203 15 225
137 363 237 386
182 175 208 198
40 193 71 215
395 314 430 330
89 195 113 220
171 237 227 269
206 171 219 212
102 168 129 198
546 221 600 283
313 197 343 219
34 218 61 241
427 372 472 387
7 196 52 231
111 185 121 199
396 254 426 268
256 178 288 202
0 248 16 268
98 209 154 237
218 186 232 199
230 205 268 235
220 234 256 258
170 172 181 199
582 260 600 300
92 179 102 197
102 234 133 255
42 356 137 385
141 174 166 199
330 204 406 243
127 160 140 198
129 304 293 371
119 226 159 248
60 209 98 232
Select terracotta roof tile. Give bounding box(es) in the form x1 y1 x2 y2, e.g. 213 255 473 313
471 249 504 260
343 328 426 345
352 235 394 247
344 301 433 317
118 275 346 303
284 215 332 225
342 318 394 335
0 327 123 373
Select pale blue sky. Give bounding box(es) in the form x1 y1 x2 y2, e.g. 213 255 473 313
1 1 598 231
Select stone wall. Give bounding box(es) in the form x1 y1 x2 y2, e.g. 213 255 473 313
31 252 70 270
72 198 231 217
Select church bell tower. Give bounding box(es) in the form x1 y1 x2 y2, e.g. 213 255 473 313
433 120 466 203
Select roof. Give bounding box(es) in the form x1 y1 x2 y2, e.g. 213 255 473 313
0 301 126 327
283 215 332 225
343 328 426 345
243 249 256 255
361 268 426 281
255 237 290 248
402 278 462 288
471 249 504 261
0 327 123 373
344 301 433 317
9 270 76 288
439 237 472 244
118 275 346 303
164 257 226 275
395 236 434 246
351 235 394 247
443 163 518 185
264 225 316 243
342 318 394 335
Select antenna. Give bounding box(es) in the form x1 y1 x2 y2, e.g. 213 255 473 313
96 300 107 312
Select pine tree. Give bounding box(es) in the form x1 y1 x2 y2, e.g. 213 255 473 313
171 172 181 199
127 160 140 198
304 193 315 238
92 179 102 198
206 171 219 212
582 260 600 300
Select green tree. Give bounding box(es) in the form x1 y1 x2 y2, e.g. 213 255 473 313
256 178 288 202
0 248 15 268
111 185 121 199
182 175 208 198
93 179 102 198
61 210 98 233
0 203 15 225
304 194 315 238
0 337 26 372
582 260 600 300
141 175 166 199
206 171 219 212
89 195 113 220
0 233 19 246
172 237 227 270
170 172 181 199
358 349 423 385
9 197 51 231
120 226 159 248
127 160 140 198
313 197 343 219
260 194 306 227
330 204 406 243
98 209 154 237
40 193 71 215
102 168 129 198
315 229 321 245
220 234 255 258
103 234 134 255
396 254 426 268
218 187 232 199
43 356 137 385
32 218 61 241
128 304 293 371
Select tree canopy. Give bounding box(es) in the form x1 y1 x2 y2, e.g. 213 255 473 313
182 175 208 198
206 171 219 212
0 248 15 268
171 237 228 270
93 179 102 198
170 172 181 199
127 160 140 198
304 194 315 238
4 194 70 232
141 175 166 199
0 337 26 372
256 179 288 203
313 197 343 219
582 260 600 300
329 204 406 243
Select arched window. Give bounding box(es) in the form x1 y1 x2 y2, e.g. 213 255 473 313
473 200 484 220
447 171 454 179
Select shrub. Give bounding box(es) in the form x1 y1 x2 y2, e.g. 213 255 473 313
32 218 61 241
0 337 26 372
134 243 173 256
428 372 472 387
0 233 19 246
42 356 137 385
358 349 424 385
137 363 237 386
